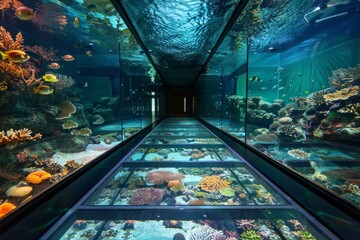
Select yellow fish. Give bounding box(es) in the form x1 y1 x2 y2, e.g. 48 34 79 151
73 17 80 28
304 90 309 94
42 74 58 82
34 85 53 95
15 6 35 21
0 50 30 63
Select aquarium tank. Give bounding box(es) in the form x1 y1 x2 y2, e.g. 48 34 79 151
195 0 360 210
0 0 163 219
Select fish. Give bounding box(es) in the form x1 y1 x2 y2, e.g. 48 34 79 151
48 62 60 69
73 17 80 28
272 84 278 89
329 102 340 110
0 50 30 63
298 72 303 77
279 79 282 82
84 82 88 87
260 87 268 90
249 76 262 82
278 87 285 90
42 74 58 82
276 67 285 72
304 90 309 94
85 50 92 57
74 42 82 49
15 6 35 21
281 94 287 97
62 54 75 61
34 85 53 95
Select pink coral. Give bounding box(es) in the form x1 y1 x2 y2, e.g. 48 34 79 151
129 187 165 205
145 171 185 185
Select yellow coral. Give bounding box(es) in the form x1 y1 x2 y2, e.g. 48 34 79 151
26 170 52 184
198 175 231 192
323 86 359 102
0 128 42 145
0 26 24 51
0 81 7 91
71 128 92 136
62 121 78 129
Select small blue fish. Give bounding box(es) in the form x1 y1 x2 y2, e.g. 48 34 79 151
272 84 278 89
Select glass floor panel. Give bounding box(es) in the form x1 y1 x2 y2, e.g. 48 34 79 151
51 209 328 240
41 118 335 239
84 166 287 206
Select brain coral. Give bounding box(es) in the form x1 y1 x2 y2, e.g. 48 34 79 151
146 171 185 185
26 170 52 184
198 175 231 192
129 187 165 205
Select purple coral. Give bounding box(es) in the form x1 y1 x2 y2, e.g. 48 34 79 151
129 187 165 205
235 219 257 230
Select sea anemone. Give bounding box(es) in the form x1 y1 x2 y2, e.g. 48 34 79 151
6 182 33 197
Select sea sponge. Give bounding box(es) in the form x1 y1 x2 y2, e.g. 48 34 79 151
0 202 16 218
26 170 52 184
56 101 76 120
198 175 231 192
6 182 33 197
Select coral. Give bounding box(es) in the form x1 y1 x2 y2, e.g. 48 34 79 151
276 124 305 142
323 86 359 102
219 188 235 197
145 171 184 185
0 164 21 180
329 65 360 88
0 128 42 145
170 182 184 192
25 45 58 65
296 230 316 240
288 149 311 159
20 68 43 87
129 187 165 205
253 133 278 144
188 199 206 205
0 26 24 51
278 116 292 124
167 179 181 188
6 182 32 197
16 148 30 162
62 121 78 129
26 170 52 184
236 220 257 230
198 175 231 192
240 230 262 240
188 225 225 240
338 103 360 116
56 101 76 119
71 128 92 136
52 74 75 90
342 182 360 195
0 202 16 218
0 81 7 91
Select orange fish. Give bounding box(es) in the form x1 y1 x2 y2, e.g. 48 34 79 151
0 50 30 63
48 62 60 69
15 6 35 21
62 54 75 61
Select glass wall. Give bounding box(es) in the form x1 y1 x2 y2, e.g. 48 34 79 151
0 0 162 220
195 0 360 209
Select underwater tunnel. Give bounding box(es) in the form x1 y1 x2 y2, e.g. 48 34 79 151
0 0 360 239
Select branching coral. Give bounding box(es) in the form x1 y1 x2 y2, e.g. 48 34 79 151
323 86 359 102
329 65 360 87
25 45 58 63
198 175 231 192
129 187 165 205
0 128 42 145
145 171 185 185
188 225 225 240
288 149 311 159
0 26 24 51
52 74 75 90
0 0 23 11
338 103 360 116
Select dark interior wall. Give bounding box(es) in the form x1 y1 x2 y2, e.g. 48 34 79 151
165 86 193 116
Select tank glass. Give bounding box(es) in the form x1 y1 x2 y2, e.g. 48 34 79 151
195 0 360 209
0 0 163 220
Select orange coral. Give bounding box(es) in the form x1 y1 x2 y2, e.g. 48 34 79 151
323 86 360 102
198 175 231 192
26 170 52 184
56 101 76 120
0 202 16 218
0 81 7 91
0 128 42 145
0 26 24 51
146 171 185 185
167 179 181 188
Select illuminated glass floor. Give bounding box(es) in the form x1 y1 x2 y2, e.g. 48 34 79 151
42 118 335 239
